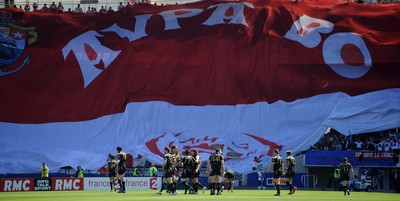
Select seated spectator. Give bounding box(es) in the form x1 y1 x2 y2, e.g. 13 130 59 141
86 7 91 13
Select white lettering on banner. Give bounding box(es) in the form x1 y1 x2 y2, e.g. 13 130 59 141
4 179 31 191
283 15 334 48
62 3 372 88
284 15 372 78
54 179 82 191
159 9 204 31
202 2 254 27
323 32 372 79
150 177 157 190
101 14 152 42
61 31 121 88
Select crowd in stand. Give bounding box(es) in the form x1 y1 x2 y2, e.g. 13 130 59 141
9 2 137 13
311 128 400 152
5 0 400 14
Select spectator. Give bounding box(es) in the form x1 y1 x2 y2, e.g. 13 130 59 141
149 164 158 177
107 7 114 13
118 2 124 11
41 3 48 12
49 2 57 12
41 162 49 178
354 139 363 150
86 7 91 13
24 2 30 11
75 4 83 13
57 2 64 12
75 166 84 178
32 3 38 11
99 6 106 14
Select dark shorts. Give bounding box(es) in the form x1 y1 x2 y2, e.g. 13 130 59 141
181 169 193 179
192 169 200 178
108 170 116 177
164 167 173 178
210 168 222 176
285 170 295 178
273 170 282 179
118 166 126 175
341 174 350 182
225 172 234 180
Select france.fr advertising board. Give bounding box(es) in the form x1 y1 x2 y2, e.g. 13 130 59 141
0 177 160 192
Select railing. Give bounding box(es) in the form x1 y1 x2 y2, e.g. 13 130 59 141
301 174 318 188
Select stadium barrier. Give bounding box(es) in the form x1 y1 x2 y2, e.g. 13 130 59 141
0 177 160 192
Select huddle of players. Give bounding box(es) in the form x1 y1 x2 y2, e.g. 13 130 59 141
157 146 233 196
266 149 297 196
156 145 207 195
106 147 127 193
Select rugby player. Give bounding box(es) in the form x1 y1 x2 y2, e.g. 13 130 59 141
224 169 235 193
107 154 117 192
285 150 297 195
181 149 194 194
191 149 206 194
116 147 127 193
339 157 354 196
157 147 175 195
207 149 225 195
266 149 284 196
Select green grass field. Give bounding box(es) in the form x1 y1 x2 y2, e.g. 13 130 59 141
0 190 398 201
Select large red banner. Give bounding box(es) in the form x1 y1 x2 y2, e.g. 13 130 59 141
0 0 399 123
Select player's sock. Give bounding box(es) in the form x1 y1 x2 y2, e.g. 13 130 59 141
122 181 126 192
216 183 221 193
193 183 199 193
286 181 292 193
168 183 174 194
183 181 190 193
343 186 347 195
110 182 113 191
118 179 122 191
276 184 281 195
197 182 204 188
173 182 177 193
160 182 166 192
209 183 215 195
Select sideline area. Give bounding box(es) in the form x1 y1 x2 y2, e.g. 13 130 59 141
0 190 399 201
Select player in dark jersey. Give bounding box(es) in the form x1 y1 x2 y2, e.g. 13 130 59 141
181 149 194 194
339 157 354 196
267 149 284 196
171 145 182 195
107 154 117 192
224 169 235 193
157 147 175 195
116 147 127 193
191 148 206 194
207 149 225 195
285 150 297 195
